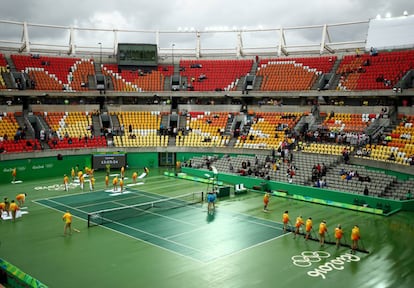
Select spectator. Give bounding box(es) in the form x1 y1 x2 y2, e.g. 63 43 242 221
363 185 369 196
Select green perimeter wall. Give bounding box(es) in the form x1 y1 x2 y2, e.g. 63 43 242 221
0 152 158 185
127 152 158 169
0 155 91 185
181 167 414 213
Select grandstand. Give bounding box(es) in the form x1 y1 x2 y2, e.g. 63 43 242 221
0 15 413 187
1 14 414 288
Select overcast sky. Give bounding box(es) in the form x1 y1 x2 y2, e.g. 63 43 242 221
0 0 413 53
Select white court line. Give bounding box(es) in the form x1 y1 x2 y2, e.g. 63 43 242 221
109 191 132 196
110 200 199 227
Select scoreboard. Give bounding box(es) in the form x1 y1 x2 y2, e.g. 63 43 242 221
117 43 158 66
92 153 127 170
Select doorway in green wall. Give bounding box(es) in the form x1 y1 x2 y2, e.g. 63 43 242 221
159 152 175 166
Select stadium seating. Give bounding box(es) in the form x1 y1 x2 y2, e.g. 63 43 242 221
0 53 8 89
235 112 302 149
176 111 230 147
41 111 107 149
336 50 414 90
112 111 168 147
321 113 375 133
357 115 414 165
11 55 97 91
101 64 170 92
178 60 253 91
257 56 336 91
0 112 41 153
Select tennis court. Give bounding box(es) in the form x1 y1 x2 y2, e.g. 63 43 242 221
34 188 286 263
1 169 414 288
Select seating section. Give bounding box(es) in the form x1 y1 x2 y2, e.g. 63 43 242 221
186 151 412 200
0 112 18 139
42 112 106 149
67 60 95 91
189 152 340 186
235 112 302 149
179 60 253 91
336 50 414 90
257 56 336 91
0 138 42 153
12 54 77 86
0 112 41 153
323 163 396 197
102 64 168 92
322 113 376 133
0 53 8 89
357 115 414 165
158 65 174 77
112 111 168 147
11 55 95 91
176 112 230 147
301 143 354 155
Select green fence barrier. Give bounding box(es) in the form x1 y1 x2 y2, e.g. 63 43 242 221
0 258 48 288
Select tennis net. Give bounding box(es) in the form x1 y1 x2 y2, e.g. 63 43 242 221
87 191 204 227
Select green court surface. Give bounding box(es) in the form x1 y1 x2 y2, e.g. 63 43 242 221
1 169 414 288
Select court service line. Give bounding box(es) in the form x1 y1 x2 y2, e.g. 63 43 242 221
208 233 290 264
92 213 207 255
33 198 207 263
75 194 156 210
110 200 200 227
87 223 208 264
36 198 92 215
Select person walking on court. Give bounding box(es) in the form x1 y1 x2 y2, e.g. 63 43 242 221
79 174 85 191
282 210 289 232
294 215 304 238
0 200 7 219
132 171 138 183
71 167 75 182
207 190 217 214
119 177 124 193
64 174 69 192
263 192 270 212
12 167 17 182
89 176 95 191
9 200 19 221
335 224 344 248
77 169 83 181
16 193 27 207
3 197 10 217
62 210 73 236
305 217 313 240
319 220 328 246
351 225 360 253
120 166 125 178
105 174 109 188
113 176 119 192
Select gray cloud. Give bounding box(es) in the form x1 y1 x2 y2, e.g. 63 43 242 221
0 0 413 52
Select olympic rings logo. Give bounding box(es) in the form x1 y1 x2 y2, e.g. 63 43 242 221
291 251 331 267
291 250 361 279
